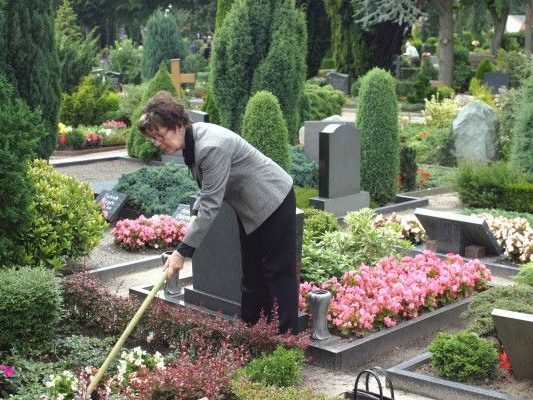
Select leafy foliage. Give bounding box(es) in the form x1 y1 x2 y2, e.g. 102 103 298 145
54 0 98 93
0 0 61 158
242 91 291 171
0 267 63 352
289 146 318 188
300 81 346 121
429 332 498 381
108 38 143 85
19 160 107 270
243 345 304 387
452 46 473 92
60 76 120 126
303 208 339 241
0 76 45 266
514 263 533 287
464 284 533 335
494 87 522 160
357 68 399 205
231 378 341 400
141 9 186 81
510 75 533 175
113 163 198 215
424 95 459 129
53 335 115 371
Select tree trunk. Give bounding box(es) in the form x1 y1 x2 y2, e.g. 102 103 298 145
486 0 510 56
432 0 454 86
526 0 533 57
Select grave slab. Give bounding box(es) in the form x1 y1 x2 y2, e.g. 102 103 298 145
492 308 533 379
414 208 502 256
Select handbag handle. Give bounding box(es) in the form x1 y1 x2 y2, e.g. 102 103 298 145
353 367 395 400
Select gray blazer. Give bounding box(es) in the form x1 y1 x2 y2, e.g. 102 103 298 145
182 122 293 249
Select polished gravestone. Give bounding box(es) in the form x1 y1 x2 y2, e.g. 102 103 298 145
303 120 355 163
184 200 306 330
492 308 533 379
414 208 503 256
309 123 369 217
483 72 510 94
95 190 128 222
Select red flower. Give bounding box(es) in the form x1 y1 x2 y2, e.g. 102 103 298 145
499 351 512 372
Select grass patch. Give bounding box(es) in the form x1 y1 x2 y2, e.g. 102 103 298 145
295 186 318 209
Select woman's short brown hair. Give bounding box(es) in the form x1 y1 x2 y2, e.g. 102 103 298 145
138 91 191 135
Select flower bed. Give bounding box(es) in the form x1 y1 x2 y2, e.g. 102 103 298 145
300 251 491 336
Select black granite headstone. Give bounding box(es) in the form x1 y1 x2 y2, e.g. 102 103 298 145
483 72 510 94
95 190 128 222
326 71 351 95
414 208 503 256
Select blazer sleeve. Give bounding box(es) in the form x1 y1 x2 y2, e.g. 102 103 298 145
181 146 231 248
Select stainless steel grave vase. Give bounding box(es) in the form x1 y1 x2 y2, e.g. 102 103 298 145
308 289 332 340
162 251 182 296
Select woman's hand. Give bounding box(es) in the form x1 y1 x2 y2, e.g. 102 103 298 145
164 250 186 279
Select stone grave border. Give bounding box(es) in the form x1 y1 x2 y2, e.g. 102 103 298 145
387 352 521 400
371 186 454 216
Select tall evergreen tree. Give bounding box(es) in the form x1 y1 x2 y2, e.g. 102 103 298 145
141 9 186 82
510 75 533 174
55 0 99 93
215 0 235 31
211 0 306 141
0 0 61 159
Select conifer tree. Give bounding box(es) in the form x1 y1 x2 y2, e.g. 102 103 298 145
510 75 533 174
141 9 186 81
0 0 61 159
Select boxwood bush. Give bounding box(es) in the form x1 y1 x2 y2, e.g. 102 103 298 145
429 332 498 381
303 208 339 241
242 91 291 172
243 345 304 387
300 81 346 121
114 163 198 215
19 160 107 270
289 146 318 188
0 266 62 352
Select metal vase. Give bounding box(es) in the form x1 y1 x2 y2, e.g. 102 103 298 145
162 251 182 296
308 289 332 340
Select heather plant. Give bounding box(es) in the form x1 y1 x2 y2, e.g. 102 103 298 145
19 160 107 270
300 252 492 336
464 284 533 335
424 95 459 129
242 91 291 172
0 266 63 352
113 163 198 216
289 146 318 188
429 332 498 381
357 68 400 205
112 215 187 251
243 345 304 387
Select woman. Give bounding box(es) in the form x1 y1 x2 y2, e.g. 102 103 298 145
138 91 298 334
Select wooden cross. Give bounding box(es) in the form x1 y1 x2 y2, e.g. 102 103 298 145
170 58 195 93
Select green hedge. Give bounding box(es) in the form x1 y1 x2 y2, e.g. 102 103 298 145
505 182 533 213
0 267 63 352
301 81 345 121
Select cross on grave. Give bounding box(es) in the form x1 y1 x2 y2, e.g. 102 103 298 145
170 58 195 93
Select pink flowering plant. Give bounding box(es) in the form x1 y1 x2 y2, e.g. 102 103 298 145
300 251 492 336
0 365 14 396
112 214 187 251
102 120 127 128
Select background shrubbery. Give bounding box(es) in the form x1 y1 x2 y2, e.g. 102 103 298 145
301 82 345 121
289 146 318 188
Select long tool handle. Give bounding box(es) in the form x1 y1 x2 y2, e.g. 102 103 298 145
86 270 168 397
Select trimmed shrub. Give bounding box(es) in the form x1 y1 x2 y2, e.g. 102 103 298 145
141 9 186 81
399 144 418 191
494 87 522 161
19 160 107 270
429 332 498 381
127 63 179 160
474 59 494 81
452 46 473 92
0 266 63 352
243 345 304 387
424 95 459 129
202 85 220 124
514 263 533 287
464 284 533 335
357 68 400 205
113 163 198 216
55 0 98 93
504 182 533 213
303 208 339 241
289 146 318 188
436 85 455 99
0 76 45 266
510 75 533 175
242 91 291 171
0 0 61 159
300 81 345 121
60 76 120 126
116 83 147 124
108 38 143 85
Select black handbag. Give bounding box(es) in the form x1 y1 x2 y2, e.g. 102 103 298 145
344 367 395 400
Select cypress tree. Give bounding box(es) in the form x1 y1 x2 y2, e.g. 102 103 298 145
510 75 533 175
0 0 61 159
215 0 235 31
141 9 186 82
211 0 306 141
357 68 400 205
0 76 47 266
127 63 179 161
242 91 291 171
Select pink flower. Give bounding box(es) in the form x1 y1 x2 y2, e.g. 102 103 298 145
0 365 14 377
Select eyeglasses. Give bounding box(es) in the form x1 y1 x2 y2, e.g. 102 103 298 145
146 128 169 145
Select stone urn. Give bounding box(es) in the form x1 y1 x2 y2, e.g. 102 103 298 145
308 289 332 340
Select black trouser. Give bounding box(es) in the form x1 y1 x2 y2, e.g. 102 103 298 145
237 188 298 334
